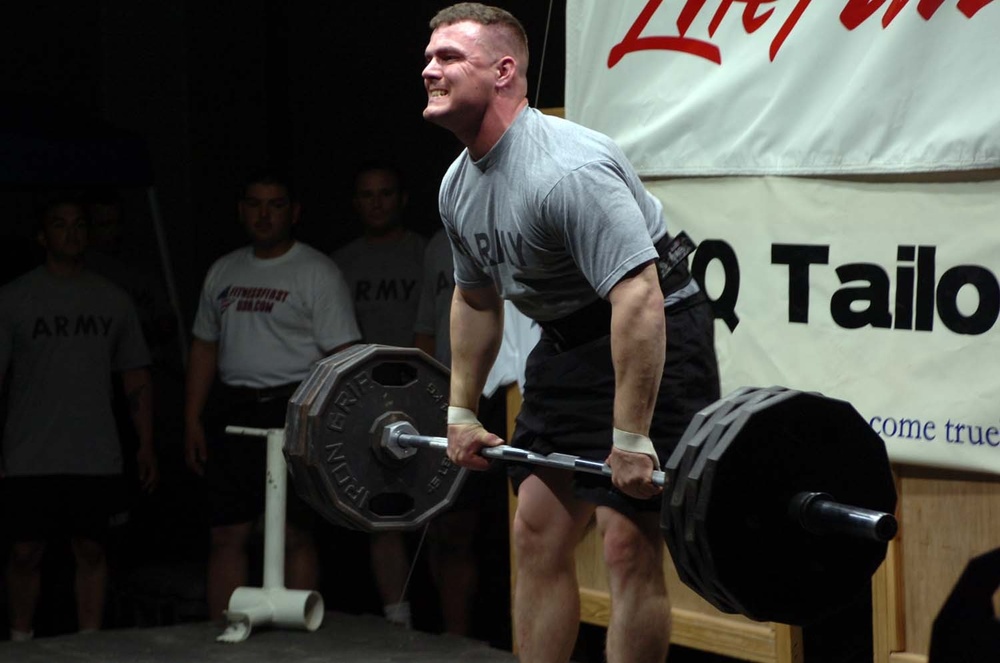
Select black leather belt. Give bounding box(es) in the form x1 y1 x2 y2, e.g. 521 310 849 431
539 230 700 351
220 382 300 404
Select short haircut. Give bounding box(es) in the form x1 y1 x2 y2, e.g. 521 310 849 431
239 169 297 201
429 3 529 68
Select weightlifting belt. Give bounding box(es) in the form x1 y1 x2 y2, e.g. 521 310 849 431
219 381 301 404
539 230 701 350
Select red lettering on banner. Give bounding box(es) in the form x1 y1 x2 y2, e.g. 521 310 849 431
609 0 723 66
841 0 995 28
608 0 994 66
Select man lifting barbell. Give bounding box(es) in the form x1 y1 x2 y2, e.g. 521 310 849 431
284 4 895 662
421 4 719 662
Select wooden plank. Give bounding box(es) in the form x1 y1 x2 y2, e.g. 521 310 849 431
773 624 804 663
888 653 926 663
873 472 906 663
529 567 802 662
897 467 1000 658
579 587 798 663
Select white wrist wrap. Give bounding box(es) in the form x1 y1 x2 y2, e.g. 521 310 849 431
612 428 661 469
447 406 481 426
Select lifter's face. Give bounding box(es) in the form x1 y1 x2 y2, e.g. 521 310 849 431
239 183 299 256
422 21 499 134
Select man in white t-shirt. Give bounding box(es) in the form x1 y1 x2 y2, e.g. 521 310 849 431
184 171 361 623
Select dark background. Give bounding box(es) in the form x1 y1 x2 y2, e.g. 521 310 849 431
0 0 567 651
0 0 567 327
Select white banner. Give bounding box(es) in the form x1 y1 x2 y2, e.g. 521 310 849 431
566 0 1000 176
648 176 1000 474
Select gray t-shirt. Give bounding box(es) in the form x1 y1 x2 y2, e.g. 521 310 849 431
333 230 426 347
0 266 151 476
438 106 667 322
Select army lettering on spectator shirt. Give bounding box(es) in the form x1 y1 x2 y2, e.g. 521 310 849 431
353 278 418 302
32 315 114 339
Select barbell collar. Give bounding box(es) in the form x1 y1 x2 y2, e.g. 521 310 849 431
388 424 668 487
790 491 898 543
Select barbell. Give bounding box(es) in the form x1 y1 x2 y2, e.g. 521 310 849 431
282 344 898 626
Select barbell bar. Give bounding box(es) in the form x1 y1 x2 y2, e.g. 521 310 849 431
383 420 896 543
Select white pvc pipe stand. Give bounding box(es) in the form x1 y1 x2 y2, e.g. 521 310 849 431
216 426 325 643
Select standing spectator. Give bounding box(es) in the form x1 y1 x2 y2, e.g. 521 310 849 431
332 161 426 628
183 171 360 623
83 187 178 369
414 227 538 638
82 187 182 537
0 192 157 640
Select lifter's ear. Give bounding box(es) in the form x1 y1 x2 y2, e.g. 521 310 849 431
496 56 517 88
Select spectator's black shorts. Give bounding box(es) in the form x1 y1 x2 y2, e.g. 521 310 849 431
2 474 126 542
509 296 720 520
202 382 318 529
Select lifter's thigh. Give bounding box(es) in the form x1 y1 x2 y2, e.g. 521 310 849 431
595 507 664 581
513 468 595 564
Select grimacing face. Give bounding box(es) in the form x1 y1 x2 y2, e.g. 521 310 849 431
422 20 499 131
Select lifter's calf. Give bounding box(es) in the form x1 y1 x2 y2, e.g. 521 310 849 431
597 509 670 663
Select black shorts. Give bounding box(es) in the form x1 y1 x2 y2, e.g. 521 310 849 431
509 296 720 519
2 474 127 543
202 382 318 529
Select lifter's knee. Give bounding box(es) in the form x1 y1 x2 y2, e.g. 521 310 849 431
600 513 663 583
512 508 580 573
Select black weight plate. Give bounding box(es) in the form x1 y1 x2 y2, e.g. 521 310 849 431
661 386 757 611
695 390 897 625
305 344 467 532
286 345 370 528
685 387 790 616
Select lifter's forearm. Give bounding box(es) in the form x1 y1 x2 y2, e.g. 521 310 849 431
449 286 503 412
609 263 666 435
